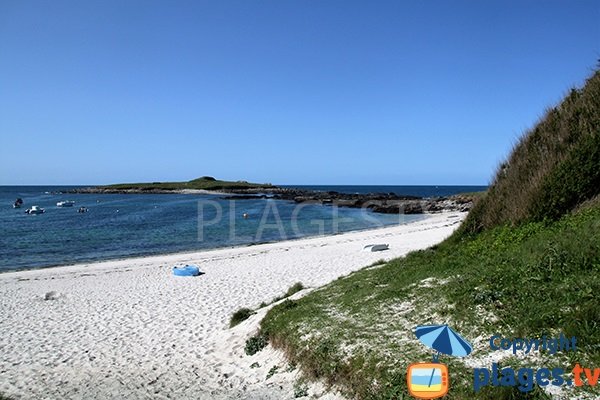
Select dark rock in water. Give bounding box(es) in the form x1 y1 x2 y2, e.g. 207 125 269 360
222 189 475 214
220 195 269 200
335 199 361 208
44 291 59 301
70 184 476 215
369 204 399 214
404 202 424 214
368 201 423 214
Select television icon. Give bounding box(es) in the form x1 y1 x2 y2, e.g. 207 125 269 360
406 362 449 399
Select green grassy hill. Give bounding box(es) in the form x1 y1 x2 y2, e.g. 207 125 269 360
461 70 600 234
256 70 600 399
98 176 273 191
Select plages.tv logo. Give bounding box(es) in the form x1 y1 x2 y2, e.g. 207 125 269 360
407 324 473 399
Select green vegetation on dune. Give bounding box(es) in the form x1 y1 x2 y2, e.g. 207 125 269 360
256 70 600 399
230 283 306 329
229 308 255 328
99 176 273 191
461 71 600 234
261 205 600 398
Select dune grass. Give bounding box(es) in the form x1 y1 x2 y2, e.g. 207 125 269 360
229 307 256 328
460 70 600 234
283 282 305 298
229 283 305 329
256 69 600 399
258 282 305 308
260 204 600 399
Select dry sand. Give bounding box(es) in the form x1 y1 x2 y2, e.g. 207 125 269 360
0 212 465 399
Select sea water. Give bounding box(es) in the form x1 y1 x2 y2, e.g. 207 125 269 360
0 185 485 271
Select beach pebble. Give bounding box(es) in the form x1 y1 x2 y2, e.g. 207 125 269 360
44 291 60 301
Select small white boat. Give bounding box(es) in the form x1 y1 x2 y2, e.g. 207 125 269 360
57 201 75 207
363 244 389 252
25 205 45 215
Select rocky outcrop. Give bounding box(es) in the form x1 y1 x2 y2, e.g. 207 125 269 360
70 186 476 214
262 190 475 214
220 194 270 200
368 198 473 214
221 190 476 214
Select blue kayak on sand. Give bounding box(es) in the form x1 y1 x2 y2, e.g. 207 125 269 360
172 264 202 277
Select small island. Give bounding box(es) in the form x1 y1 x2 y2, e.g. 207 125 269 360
72 176 274 194
72 176 477 214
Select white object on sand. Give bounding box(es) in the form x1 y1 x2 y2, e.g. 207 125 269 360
363 244 389 252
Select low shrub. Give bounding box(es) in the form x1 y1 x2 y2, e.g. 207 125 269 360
293 384 309 398
229 307 255 328
284 282 304 297
266 365 279 380
245 333 268 356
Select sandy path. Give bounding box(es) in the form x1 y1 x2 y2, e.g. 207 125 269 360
0 212 465 399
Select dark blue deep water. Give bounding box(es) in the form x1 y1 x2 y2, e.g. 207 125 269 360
0 185 489 271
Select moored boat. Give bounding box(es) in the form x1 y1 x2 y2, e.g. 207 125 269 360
57 201 75 207
25 205 45 215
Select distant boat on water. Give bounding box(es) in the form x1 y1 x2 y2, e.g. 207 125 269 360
13 198 23 208
25 205 45 215
57 201 75 207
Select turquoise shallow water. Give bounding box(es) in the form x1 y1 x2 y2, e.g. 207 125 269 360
0 185 485 271
1 185 461 271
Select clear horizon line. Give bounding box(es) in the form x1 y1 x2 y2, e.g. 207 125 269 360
0 183 490 187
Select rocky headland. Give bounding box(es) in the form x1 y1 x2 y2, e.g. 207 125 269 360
221 188 476 214
71 185 478 215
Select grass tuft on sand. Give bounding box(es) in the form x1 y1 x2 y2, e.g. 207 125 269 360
229 308 256 328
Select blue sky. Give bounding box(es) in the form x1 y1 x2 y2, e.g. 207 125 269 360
0 1 598 185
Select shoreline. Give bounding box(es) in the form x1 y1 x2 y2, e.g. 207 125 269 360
0 212 466 399
0 214 430 274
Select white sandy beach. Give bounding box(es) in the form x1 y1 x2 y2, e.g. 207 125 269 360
0 213 465 400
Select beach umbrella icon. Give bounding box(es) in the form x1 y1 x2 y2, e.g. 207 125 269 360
414 324 472 362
